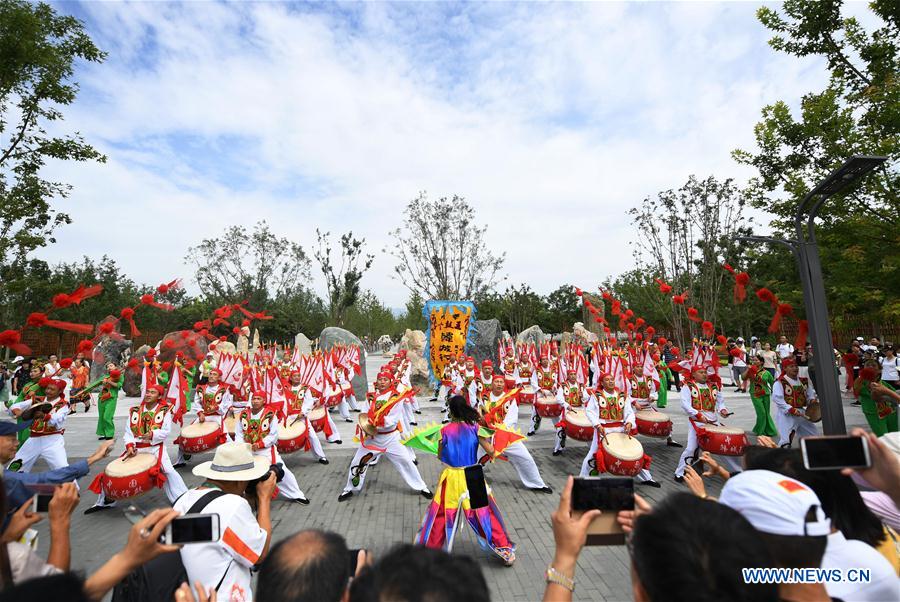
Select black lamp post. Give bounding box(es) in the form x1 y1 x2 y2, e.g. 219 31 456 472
739 155 887 435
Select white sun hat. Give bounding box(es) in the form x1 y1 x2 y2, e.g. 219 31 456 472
193 441 270 482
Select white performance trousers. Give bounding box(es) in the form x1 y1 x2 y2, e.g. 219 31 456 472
579 426 653 482
341 431 427 494
775 412 818 447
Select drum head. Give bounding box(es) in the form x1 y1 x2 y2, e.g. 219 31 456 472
309 407 326 420
566 408 592 427
182 421 219 437
603 432 644 460
636 410 669 423
522 386 534 394
704 425 743 435
805 403 821 422
280 418 307 439
106 453 157 477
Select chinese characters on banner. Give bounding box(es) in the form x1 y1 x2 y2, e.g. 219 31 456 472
423 300 476 385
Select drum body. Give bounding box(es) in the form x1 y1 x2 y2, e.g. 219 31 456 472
179 421 226 453
323 388 343 408
102 453 158 500
277 417 309 454
309 407 327 432
635 410 672 438
697 424 748 456
598 433 645 476
805 402 822 423
518 385 535 405
535 395 563 417
564 408 594 442
341 382 354 398
504 376 517 391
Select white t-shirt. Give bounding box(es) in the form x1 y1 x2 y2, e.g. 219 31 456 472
821 530 898 601
174 488 267 602
775 343 795 359
733 346 747 368
880 356 899 381
6 542 60 584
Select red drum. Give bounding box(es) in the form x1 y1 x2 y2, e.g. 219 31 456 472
535 394 562 417
308 407 327 432
341 382 354 398
635 410 673 438
277 416 309 454
518 385 535 405
100 453 159 500
323 388 343 408
563 408 594 442
178 421 226 453
504 376 516 390
597 433 646 477
697 424 748 456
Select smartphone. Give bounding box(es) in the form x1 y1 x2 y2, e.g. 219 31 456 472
801 435 871 471
162 513 220 545
31 493 53 513
464 464 490 509
347 549 363 575
571 477 634 546
690 457 705 473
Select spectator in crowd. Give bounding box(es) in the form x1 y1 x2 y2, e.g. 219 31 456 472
719 470 834 601
0 364 9 407
731 337 748 391
42 356 60 379
0 420 114 512
256 530 360 602
863 337 882 356
68 358 90 413
0 479 79 588
9 359 30 399
628 493 778 602
854 431 900 531
880 344 899 390
775 336 794 360
844 341 861 393
759 343 777 376
350 544 489 602
174 442 276 602
748 337 761 360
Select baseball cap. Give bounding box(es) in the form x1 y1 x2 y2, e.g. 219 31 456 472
719 470 831 537
12 356 24 364
0 420 32 436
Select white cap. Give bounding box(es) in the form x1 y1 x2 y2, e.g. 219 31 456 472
879 432 900 459
719 470 831 537
12 356 24 364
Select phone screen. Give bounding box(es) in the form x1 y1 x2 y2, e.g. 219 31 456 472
34 494 52 513
464 464 490 509
347 549 362 575
802 436 869 471
572 477 634 512
169 514 217 544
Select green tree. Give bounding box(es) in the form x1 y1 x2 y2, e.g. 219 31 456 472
543 285 581 333
314 229 374 327
0 0 106 272
733 0 899 323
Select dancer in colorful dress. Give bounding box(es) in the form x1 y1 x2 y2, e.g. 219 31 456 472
854 362 899 436
96 364 124 440
745 355 778 437
415 395 516 566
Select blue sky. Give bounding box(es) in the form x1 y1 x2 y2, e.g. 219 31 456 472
36 1 876 306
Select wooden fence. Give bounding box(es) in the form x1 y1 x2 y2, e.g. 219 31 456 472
2 328 168 361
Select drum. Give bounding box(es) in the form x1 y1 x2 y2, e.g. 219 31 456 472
101 453 159 500
309 407 327 432
635 410 673 438
323 388 343 407
223 415 237 437
518 385 535 405
178 421 226 453
597 432 646 477
564 408 594 442
697 424 748 456
277 416 309 454
341 382 355 398
804 402 822 423
504 376 517 391
535 394 563 417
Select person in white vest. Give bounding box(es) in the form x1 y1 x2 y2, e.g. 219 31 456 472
554 369 592 456
8 379 70 472
174 367 233 467
772 357 819 447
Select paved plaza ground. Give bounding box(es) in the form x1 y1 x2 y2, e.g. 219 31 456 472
26 354 871 601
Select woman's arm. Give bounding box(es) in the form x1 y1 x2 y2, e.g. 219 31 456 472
478 435 495 457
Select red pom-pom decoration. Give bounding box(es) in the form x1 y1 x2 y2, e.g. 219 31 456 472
120 307 135 320
52 293 72 308
77 340 93 353
59 357 73 369
716 334 728 345
686 307 701 322
657 337 667 346
701 321 715 337
574 288 583 297
0 330 21 346
99 322 115 335
163 339 176 349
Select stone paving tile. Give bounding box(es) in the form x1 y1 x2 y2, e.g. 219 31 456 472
25 357 870 601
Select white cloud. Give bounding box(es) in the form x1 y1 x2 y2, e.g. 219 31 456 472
35 1 838 306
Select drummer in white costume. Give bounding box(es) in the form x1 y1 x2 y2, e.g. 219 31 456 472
553 369 593 455
8 379 70 472
174 367 233 467
479 376 552 493
630 372 682 448
307 386 343 445
86 384 187 513
771 357 819 447
286 372 329 464
337 370 431 502
674 365 741 480
582 374 659 486
335 365 362 420
235 391 309 504
527 353 558 436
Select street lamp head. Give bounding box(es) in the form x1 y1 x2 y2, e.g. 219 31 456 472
810 155 887 197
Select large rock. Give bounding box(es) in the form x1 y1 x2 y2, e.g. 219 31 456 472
469 319 501 367
573 322 599 344
90 334 133 382
236 326 250 356
123 344 152 397
159 330 210 365
319 327 367 400
398 329 429 385
294 333 312 355
517 325 547 348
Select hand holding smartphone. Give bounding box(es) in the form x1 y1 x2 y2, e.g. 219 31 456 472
571 477 634 545
801 435 871 471
31 493 53 514
162 514 220 545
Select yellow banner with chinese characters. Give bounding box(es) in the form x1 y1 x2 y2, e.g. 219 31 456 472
423 301 475 385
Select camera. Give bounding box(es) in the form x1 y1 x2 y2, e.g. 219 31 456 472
246 462 285 498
